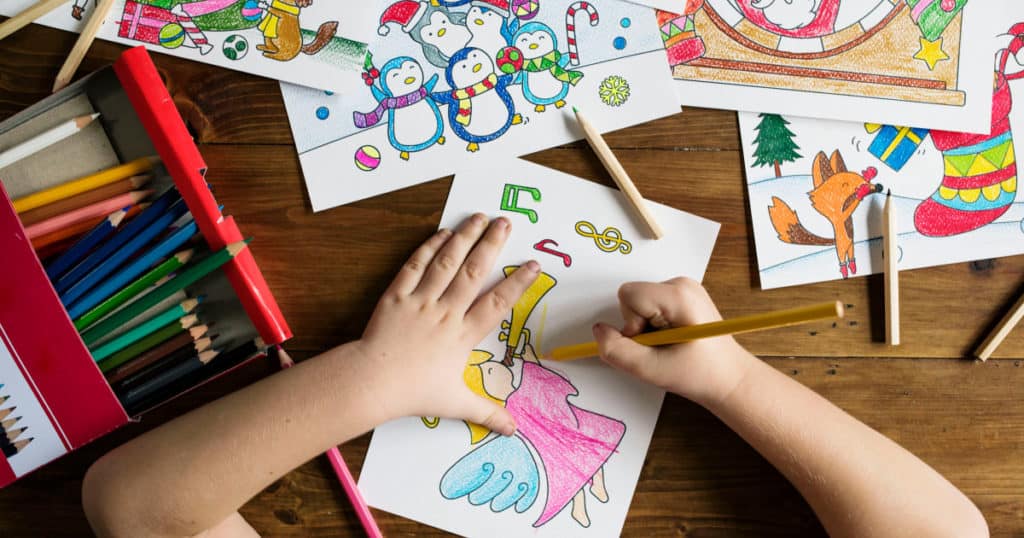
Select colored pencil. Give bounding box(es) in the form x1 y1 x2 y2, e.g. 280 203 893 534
12 156 158 213
53 0 117 92
975 287 1024 360
20 174 150 226
99 323 208 373
64 218 198 314
0 396 9 405
73 249 194 331
108 336 214 387
572 106 664 240
0 113 99 168
0 417 22 430
45 207 133 280
89 298 201 361
3 427 27 444
55 189 181 293
32 202 146 252
81 241 249 345
2 438 33 457
56 194 187 295
24 190 150 240
884 191 900 346
274 346 383 538
0 408 15 421
119 349 221 405
547 301 846 361
92 290 188 347
103 329 202 383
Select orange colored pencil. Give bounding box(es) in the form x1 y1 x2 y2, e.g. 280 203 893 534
31 203 146 251
24 190 150 240
19 175 150 226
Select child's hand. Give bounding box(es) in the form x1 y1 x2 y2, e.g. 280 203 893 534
355 214 540 436
592 278 754 406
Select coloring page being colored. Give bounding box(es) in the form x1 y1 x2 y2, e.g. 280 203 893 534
0 0 375 91
657 0 1000 133
742 15 1024 289
281 0 680 212
359 158 720 537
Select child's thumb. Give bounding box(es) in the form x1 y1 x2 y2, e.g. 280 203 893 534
463 394 517 437
593 322 657 380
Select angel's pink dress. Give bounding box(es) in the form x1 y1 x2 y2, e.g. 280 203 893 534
505 362 626 527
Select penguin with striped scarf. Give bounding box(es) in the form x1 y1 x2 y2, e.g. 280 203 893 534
434 47 523 152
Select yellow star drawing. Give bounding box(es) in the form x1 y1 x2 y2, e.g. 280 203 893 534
914 36 949 71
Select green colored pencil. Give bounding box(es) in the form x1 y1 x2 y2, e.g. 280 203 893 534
89 298 201 362
98 320 208 373
74 249 195 332
80 241 248 346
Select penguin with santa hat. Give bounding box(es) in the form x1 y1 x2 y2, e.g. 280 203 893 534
378 0 472 68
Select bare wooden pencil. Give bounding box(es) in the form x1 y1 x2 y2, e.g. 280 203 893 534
53 0 116 92
0 0 69 41
884 191 900 346
975 288 1024 360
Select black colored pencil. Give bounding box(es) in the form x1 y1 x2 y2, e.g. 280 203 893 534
112 336 215 390
1 438 32 457
119 349 221 407
0 417 21 430
3 427 27 444
0 407 16 421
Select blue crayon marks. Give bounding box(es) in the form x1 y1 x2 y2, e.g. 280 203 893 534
613 36 627 50
316 107 330 120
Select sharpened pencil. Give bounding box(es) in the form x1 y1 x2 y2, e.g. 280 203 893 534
24 190 150 240
99 323 208 373
3 427 27 444
0 417 22 430
64 218 198 315
73 248 195 331
0 408 15 421
547 301 846 361
884 191 900 346
2 437 32 457
572 106 664 239
89 298 202 362
45 206 135 280
0 0 70 42
108 336 214 387
0 113 100 170
53 0 117 92
12 156 158 213
119 349 221 407
975 288 1024 360
19 175 150 226
81 241 249 345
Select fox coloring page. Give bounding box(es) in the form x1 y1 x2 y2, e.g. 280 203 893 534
281 0 679 212
660 0 1000 133
0 0 376 91
742 14 1024 290
359 158 720 537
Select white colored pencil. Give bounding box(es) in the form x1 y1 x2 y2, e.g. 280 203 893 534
53 0 116 93
0 0 69 41
884 190 900 346
0 113 99 169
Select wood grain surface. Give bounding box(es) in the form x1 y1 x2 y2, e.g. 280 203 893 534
0 23 1022 537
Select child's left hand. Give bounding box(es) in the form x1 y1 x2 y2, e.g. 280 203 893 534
354 214 540 436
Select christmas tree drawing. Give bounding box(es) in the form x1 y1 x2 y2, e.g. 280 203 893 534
752 114 801 178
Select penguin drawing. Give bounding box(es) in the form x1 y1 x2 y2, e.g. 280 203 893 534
353 57 445 161
513 22 582 113
378 1 472 68
434 47 523 152
466 0 519 58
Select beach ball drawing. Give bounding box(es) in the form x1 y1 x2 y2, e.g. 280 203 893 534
355 145 381 172
158 23 186 49
222 35 249 60
241 0 263 21
496 46 524 74
512 0 540 20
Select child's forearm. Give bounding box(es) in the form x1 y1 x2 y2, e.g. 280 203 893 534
699 352 987 538
83 342 394 538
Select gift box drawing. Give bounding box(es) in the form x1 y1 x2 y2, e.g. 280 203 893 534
865 123 931 171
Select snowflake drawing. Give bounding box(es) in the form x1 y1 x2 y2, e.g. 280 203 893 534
598 75 631 107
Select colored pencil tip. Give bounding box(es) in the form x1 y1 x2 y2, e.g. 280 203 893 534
572 105 579 114
886 189 892 196
195 294 207 303
90 112 101 120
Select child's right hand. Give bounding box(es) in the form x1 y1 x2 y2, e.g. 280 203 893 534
592 278 755 407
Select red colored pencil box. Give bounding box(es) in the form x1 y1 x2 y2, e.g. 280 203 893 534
0 47 291 487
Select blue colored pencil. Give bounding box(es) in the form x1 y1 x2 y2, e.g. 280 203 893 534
62 216 197 310
54 188 182 295
45 207 133 281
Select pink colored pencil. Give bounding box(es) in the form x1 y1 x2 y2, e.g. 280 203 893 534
275 346 382 538
24 190 150 240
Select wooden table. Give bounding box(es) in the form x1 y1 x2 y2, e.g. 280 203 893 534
1 26 1022 537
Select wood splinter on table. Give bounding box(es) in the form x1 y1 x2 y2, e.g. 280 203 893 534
572 106 664 240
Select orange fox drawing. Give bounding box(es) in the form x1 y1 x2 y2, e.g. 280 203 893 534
768 150 884 279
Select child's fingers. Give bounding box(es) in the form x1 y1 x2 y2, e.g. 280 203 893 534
466 261 540 334
618 278 720 330
386 228 453 297
593 322 659 382
442 217 511 308
457 392 517 437
415 214 490 299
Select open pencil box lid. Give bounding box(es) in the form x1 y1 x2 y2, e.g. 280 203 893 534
0 47 291 487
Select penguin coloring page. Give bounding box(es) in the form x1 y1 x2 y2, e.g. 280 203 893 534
280 0 680 212
742 14 1024 290
359 158 720 538
0 0 378 91
659 0 1001 133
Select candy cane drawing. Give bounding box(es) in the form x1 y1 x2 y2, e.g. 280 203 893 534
174 12 214 55
565 1 599 66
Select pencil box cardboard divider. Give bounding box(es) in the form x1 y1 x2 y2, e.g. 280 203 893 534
0 47 291 488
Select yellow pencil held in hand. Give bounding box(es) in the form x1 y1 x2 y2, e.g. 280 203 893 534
546 301 845 362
